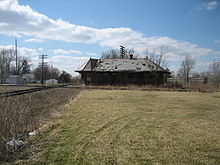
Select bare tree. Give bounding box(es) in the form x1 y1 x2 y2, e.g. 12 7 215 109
178 56 195 84
101 48 138 59
145 46 169 68
209 60 220 88
125 48 136 57
18 57 31 75
101 49 120 59
10 56 31 75
145 46 169 87
0 48 15 83
50 65 60 80
33 65 60 81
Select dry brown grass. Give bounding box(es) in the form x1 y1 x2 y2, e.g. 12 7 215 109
0 88 80 163
26 90 220 165
184 83 220 92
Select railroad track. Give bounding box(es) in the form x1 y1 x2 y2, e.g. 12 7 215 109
0 85 68 97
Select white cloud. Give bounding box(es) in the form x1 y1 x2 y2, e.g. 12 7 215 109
0 43 217 75
196 1 218 11
196 61 212 67
50 49 97 57
19 47 38 57
0 0 219 74
0 44 89 74
0 44 15 50
46 55 89 75
85 52 97 56
192 60 213 73
0 44 37 57
50 49 82 55
214 40 220 44
25 38 44 43
0 44 39 70
214 51 220 55
205 1 218 10
135 37 213 63
0 0 212 57
38 48 43 51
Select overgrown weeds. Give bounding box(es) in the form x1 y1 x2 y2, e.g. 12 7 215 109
0 88 80 163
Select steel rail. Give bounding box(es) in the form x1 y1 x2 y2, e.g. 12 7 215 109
0 85 68 97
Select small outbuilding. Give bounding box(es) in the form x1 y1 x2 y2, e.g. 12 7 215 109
22 73 35 83
5 75 23 84
76 57 170 85
45 79 58 84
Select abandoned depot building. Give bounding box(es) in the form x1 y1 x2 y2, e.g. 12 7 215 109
76 55 171 85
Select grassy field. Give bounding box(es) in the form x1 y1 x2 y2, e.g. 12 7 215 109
26 90 220 165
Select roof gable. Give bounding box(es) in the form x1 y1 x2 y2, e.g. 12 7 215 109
75 58 98 72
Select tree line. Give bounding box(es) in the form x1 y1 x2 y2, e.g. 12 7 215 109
0 48 30 83
101 47 220 88
0 48 72 84
1 46 219 86
177 56 220 88
33 65 72 83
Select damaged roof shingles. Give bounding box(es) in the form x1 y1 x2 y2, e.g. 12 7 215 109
93 59 165 72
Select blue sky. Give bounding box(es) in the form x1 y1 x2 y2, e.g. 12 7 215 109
0 0 220 75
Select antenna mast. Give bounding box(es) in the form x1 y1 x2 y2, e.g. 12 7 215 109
120 45 125 59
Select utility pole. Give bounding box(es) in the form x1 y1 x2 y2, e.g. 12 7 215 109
38 54 47 84
51 64 54 84
120 45 125 59
15 38 18 75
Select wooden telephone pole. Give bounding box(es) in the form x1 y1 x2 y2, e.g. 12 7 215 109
38 54 47 84
15 38 18 75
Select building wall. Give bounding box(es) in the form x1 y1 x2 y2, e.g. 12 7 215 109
5 75 23 84
81 72 165 85
46 79 58 84
22 74 35 83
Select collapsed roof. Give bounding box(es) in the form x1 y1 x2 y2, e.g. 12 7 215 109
76 58 169 73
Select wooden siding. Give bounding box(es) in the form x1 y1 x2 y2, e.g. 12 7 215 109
81 72 167 85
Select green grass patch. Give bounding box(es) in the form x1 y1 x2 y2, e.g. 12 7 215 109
30 90 220 165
